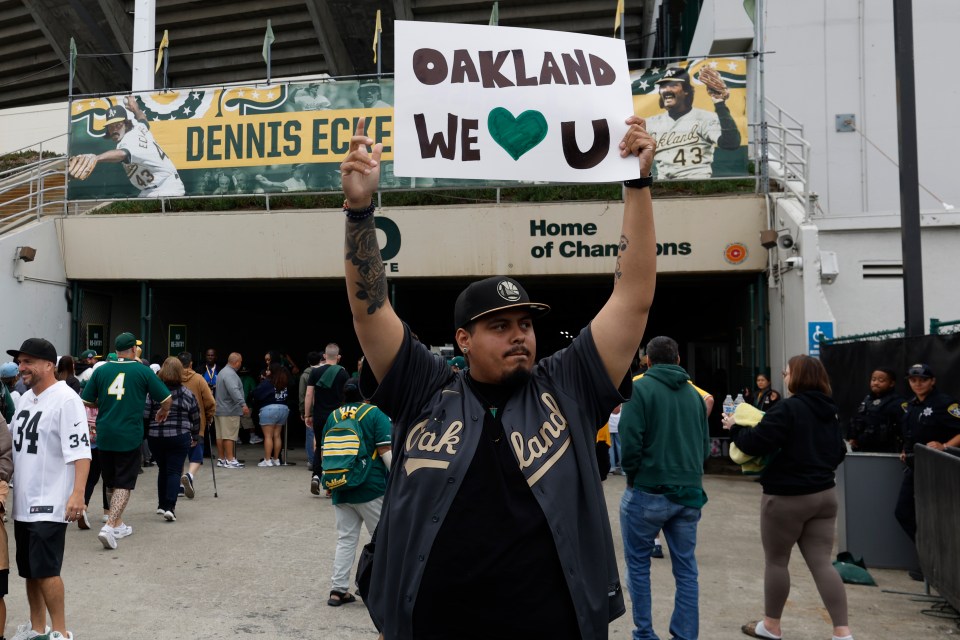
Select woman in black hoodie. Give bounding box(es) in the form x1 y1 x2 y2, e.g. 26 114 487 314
723 355 853 640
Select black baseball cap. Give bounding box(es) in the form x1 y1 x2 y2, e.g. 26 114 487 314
7 338 57 363
453 276 550 330
906 363 934 379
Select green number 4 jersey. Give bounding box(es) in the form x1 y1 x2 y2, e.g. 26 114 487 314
81 359 171 452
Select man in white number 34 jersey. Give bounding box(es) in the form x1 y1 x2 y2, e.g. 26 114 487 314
6 338 90 640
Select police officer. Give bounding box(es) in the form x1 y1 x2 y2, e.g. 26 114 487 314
894 364 960 559
847 367 904 452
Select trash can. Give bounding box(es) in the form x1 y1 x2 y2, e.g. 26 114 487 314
835 453 919 570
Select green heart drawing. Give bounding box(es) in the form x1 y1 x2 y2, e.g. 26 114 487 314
487 107 549 161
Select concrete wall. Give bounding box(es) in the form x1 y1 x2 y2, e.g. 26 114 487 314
761 0 959 216
0 218 71 360
0 101 69 155
59 196 767 280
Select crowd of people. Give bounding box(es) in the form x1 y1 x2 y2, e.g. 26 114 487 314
0 114 956 640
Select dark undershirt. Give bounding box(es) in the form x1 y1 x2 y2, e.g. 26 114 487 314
412 375 580 640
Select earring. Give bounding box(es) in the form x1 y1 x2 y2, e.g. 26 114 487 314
462 348 468 355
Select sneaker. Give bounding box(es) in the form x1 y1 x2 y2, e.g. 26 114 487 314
48 632 74 640
155 508 165 515
310 475 321 495
249 434 264 444
98 525 117 550
11 622 51 640
216 458 227 467
181 472 195 499
112 523 134 539
226 459 244 468
101 514 109 523
163 510 176 522
77 510 90 530
257 459 272 467
651 544 664 559
178 486 186 496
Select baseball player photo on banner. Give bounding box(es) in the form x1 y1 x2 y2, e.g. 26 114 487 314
393 20 639 183
66 79 398 200
630 58 749 179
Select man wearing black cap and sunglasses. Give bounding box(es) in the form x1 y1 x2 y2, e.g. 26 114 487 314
895 363 960 567
338 115 657 639
6 338 90 640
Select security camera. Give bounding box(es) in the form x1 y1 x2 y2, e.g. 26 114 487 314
777 234 794 250
784 256 803 269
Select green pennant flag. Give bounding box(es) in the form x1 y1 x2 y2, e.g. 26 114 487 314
489 2 499 26
262 20 275 64
743 0 756 24
69 37 77 76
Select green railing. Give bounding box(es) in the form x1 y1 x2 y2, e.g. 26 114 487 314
820 318 960 345
820 327 906 345
930 318 960 335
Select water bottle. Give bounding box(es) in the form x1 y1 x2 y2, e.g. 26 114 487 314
722 394 735 416
734 393 745 410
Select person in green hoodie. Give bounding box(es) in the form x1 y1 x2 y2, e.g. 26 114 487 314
618 335 710 640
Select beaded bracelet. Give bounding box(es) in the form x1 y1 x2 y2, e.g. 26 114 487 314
343 200 376 221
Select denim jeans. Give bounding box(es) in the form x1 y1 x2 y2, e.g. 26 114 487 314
148 432 192 513
609 432 622 470
620 488 702 640
305 426 315 467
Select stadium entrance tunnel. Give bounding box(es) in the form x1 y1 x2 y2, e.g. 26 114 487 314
72 272 766 439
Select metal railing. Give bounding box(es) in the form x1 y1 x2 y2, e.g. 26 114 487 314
754 99 813 218
0 156 67 234
930 318 960 335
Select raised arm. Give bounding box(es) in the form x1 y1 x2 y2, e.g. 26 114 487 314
341 117 404 382
591 116 657 385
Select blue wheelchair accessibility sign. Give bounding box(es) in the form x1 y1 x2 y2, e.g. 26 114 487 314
808 322 833 356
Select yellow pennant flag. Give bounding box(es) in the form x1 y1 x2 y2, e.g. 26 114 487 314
373 10 382 63
614 0 624 35
155 30 169 73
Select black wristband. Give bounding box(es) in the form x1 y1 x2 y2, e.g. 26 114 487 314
623 175 653 190
343 201 376 221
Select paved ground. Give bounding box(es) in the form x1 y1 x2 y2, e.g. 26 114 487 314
3 443 956 639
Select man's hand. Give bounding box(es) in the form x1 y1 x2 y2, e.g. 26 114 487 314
124 94 146 120
340 117 383 208
619 116 656 177
242 405 250 417
65 491 85 522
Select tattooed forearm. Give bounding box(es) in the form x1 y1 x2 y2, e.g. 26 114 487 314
345 216 388 315
613 234 628 284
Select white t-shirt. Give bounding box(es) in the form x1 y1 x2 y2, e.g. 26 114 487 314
10 381 91 523
608 410 621 434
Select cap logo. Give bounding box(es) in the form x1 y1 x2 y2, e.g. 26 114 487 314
497 280 521 302
107 108 118 118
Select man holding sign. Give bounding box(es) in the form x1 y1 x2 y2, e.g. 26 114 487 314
340 111 656 638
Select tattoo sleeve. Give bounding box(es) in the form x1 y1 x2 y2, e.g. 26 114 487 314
345 216 388 315
614 235 628 284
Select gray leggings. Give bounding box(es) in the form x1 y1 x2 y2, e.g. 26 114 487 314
760 487 848 626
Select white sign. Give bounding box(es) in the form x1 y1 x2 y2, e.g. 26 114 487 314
394 21 638 183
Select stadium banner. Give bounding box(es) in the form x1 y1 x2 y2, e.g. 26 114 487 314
66 60 750 200
392 21 637 182
630 58 749 179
